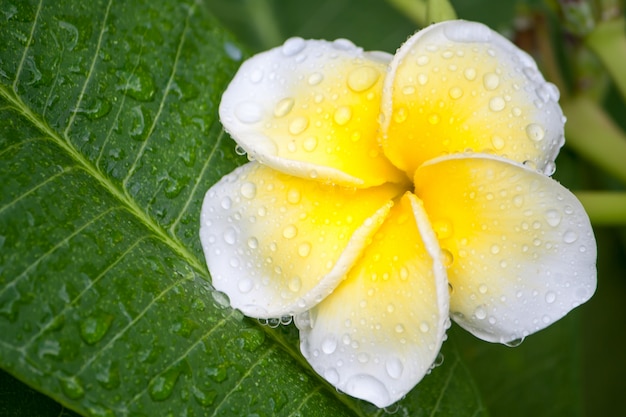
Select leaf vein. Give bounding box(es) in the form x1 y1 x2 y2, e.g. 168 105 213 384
0 206 121 299
11 0 43 91
121 2 196 189
169 128 226 235
429 354 460 417
62 0 113 140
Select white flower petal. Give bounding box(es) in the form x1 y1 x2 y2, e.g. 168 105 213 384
296 193 448 407
199 162 404 318
382 20 565 178
219 38 405 187
414 153 597 343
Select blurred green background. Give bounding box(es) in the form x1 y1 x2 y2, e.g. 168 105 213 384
2 0 625 416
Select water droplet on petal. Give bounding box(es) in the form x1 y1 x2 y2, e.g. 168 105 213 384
247 237 258 249
483 73 500 90
545 209 562 227
433 219 454 239
563 230 578 243
545 291 556 304
385 357 404 379
282 37 306 56
238 278 253 293
303 137 317 152
240 182 256 199
274 97 295 118
393 107 408 124
347 66 380 92
428 113 440 125
297 242 312 257
223 227 237 245
288 277 302 292
416 55 430 66
474 306 487 320
478 284 488 294
464 67 477 81
418 73 428 85
491 136 505 150
289 116 309 135
394 324 405 333
489 96 505 112
441 249 454 267
448 86 463 99
402 85 416 95
234 102 263 124
525 123 545 142
322 337 337 354
419 321 430 333
324 368 339 384
357 352 370 363
307 72 324 86
490 244 501 254
333 106 352 125
287 189 301 204
282 224 298 239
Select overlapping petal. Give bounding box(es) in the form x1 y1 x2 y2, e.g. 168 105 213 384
382 20 565 178
200 162 406 318
219 37 407 187
414 154 596 343
296 193 448 407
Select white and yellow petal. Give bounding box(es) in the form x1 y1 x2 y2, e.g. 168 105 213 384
382 20 565 178
219 38 406 187
296 193 448 407
199 162 405 318
414 154 596 344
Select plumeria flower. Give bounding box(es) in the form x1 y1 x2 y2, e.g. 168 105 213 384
199 20 597 407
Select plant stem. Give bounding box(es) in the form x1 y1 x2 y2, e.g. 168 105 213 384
562 96 626 185
386 0 457 27
585 17 626 102
575 191 626 225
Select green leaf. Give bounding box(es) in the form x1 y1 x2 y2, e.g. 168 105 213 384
0 0 487 416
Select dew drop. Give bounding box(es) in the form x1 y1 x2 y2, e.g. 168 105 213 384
491 136 505 150
513 195 524 207
289 116 309 135
347 66 380 92
148 369 180 401
433 219 453 239
60 376 85 400
483 73 500 90
419 321 430 333
238 279 253 293
448 86 463 99
393 107 408 124
250 69 263 83
333 106 352 125
474 306 487 320
298 242 312 257
357 352 370 363
79 314 113 345
416 55 430 66
464 67 477 81
287 188 301 204
478 284 488 294
223 227 237 245
489 96 505 112
307 72 324 86
288 277 302 292
240 182 256 199
303 137 317 152
324 368 339 384
402 85 416 95
234 102 263 124
394 324 405 333
545 291 556 304
545 209 562 227
417 73 428 85
428 113 440 125
525 123 545 142
282 224 298 239
345 375 390 406
563 230 578 243
441 249 454 267
504 337 524 347
274 97 295 118
385 357 404 379
322 337 337 354
490 244 501 254
282 37 306 56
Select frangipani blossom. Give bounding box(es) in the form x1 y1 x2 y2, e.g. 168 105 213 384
200 20 597 407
